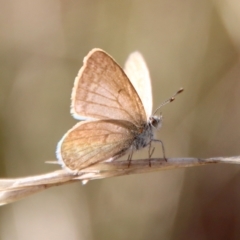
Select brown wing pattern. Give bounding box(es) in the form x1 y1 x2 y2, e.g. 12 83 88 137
56 119 138 171
71 49 147 127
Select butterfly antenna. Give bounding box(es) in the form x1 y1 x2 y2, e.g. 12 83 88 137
153 88 184 115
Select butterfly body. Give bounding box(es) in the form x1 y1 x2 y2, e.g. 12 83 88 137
132 123 152 150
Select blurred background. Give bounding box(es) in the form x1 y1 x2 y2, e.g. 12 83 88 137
1 0 240 239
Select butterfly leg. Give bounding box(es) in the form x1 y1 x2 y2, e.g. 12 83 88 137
148 142 155 167
151 139 167 162
127 149 134 168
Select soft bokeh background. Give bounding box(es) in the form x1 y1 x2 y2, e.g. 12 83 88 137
1 0 240 239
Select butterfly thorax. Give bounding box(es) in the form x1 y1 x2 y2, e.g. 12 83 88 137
133 115 162 150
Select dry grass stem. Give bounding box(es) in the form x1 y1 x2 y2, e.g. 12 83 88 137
1 156 240 206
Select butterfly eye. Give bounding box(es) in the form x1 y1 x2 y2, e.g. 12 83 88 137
150 116 162 129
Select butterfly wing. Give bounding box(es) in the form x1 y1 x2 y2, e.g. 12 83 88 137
124 51 153 118
71 49 147 126
56 119 138 171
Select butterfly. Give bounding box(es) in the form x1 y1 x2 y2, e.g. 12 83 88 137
56 49 183 172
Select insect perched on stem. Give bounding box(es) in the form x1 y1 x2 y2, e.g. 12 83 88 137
56 49 183 172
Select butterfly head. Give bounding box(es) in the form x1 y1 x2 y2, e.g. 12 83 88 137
149 114 162 129
149 88 184 130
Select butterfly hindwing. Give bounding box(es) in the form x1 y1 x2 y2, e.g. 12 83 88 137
56 119 138 171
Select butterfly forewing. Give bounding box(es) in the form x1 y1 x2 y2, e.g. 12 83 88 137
124 51 152 118
71 49 147 126
57 119 138 171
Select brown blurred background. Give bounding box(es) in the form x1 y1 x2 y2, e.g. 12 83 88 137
1 1 240 239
